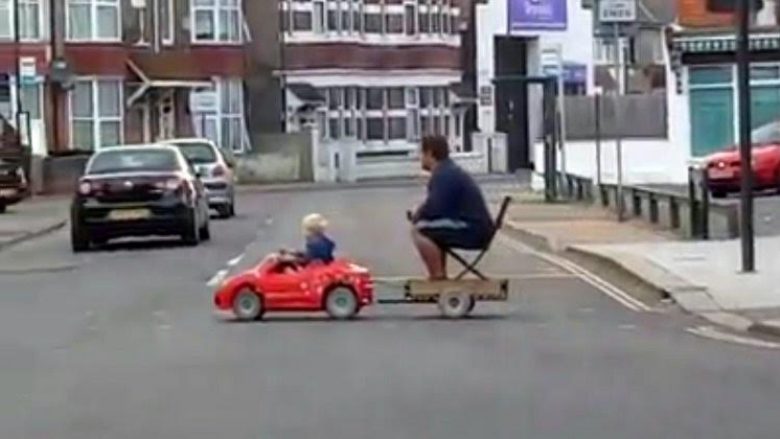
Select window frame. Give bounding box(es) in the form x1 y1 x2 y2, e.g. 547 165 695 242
190 0 243 44
68 77 124 151
66 0 121 42
160 0 174 45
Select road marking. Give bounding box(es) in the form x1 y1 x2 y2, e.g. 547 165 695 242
687 325 780 349
227 253 245 267
497 234 650 312
207 269 229 288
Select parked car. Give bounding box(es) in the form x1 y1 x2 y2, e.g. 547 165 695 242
0 116 29 213
70 144 211 252
706 120 780 198
162 138 236 218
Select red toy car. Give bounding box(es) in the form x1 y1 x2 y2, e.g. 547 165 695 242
213 255 374 321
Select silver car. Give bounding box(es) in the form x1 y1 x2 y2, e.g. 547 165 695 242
163 138 236 218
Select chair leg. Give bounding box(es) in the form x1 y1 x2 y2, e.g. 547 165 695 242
447 250 488 280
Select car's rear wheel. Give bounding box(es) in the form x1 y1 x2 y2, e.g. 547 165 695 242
233 288 264 321
200 217 211 241
216 204 231 219
181 208 200 246
0 203 6 214
325 286 359 320
70 221 90 253
711 189 727 199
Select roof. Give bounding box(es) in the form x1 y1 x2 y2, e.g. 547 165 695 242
288 83 325 103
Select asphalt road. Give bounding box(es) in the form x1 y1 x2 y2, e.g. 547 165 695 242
2 183 780 439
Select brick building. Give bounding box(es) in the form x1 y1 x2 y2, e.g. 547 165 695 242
247 0 472 158
0 0 249 156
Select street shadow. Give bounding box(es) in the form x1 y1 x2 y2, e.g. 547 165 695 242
216 313 513 325
92 237 195 253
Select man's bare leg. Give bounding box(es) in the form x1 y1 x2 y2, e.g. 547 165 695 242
411 228 446 280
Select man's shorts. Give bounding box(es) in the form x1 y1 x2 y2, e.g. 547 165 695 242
416 219 492 250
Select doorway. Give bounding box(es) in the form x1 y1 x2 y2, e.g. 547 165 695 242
157 91 175 140
494 36 530 171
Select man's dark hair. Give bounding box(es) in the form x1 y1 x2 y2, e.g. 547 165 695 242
421 135 450 161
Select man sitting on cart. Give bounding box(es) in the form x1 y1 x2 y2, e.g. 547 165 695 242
411 135 494 280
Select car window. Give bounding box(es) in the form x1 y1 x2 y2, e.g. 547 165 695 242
173 142 218 164
751 120 780 144
87 149 181 175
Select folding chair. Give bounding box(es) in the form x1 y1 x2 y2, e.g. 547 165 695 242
445 196 512 280
408 196 512 280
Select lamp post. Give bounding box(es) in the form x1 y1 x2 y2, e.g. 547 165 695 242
735 0 755 272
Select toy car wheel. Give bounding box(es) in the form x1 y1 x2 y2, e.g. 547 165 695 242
232 288 264 321
437 291 474 319
325 286 359 320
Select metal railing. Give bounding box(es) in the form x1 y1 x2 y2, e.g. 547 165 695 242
554 168 739 240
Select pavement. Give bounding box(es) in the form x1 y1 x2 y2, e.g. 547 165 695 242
505 191 780 339
3 182 780 438
0 196 69 252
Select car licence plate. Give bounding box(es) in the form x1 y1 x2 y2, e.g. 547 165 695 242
709 168 734 180
0 188 16 197
108 209 150 221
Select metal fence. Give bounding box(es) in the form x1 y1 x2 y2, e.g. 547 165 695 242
564 93 668 140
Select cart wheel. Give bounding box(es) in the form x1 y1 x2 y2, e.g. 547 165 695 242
438 291 474 319
325 286 359 320
233 288 264 321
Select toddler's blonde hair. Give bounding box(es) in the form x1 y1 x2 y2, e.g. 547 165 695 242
302 213 328 233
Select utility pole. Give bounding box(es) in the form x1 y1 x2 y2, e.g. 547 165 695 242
613 23 625 221
735 0 755 272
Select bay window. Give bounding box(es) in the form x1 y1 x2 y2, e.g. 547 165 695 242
70 79 123 151
67 0 120 41
192 0 241 43
192 79 245 153
160 0 174 44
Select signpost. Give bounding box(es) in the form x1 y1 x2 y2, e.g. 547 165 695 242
596 0 635 221
541 44 567 188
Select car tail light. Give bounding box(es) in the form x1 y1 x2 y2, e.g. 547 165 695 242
212 165 227 177
78 181 92 195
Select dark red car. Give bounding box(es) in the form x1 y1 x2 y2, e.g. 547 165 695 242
706 120 780 197
214 255 374 321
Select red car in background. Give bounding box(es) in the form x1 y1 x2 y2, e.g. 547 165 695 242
706 120 780 198
214 255 374 321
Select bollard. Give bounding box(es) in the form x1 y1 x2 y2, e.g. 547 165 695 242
688 166 701 238
700 169 710 240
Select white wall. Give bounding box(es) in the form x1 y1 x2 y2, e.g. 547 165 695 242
532 138 691 190
476 0 595 133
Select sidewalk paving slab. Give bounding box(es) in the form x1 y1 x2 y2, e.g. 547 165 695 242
504 192 780 338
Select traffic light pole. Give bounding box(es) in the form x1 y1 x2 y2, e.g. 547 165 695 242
736 0 755 272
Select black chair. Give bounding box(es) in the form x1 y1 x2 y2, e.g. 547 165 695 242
408 196 513 280
446 196 512 280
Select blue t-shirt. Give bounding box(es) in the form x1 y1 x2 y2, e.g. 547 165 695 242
415 159 493 234
305 233 335 263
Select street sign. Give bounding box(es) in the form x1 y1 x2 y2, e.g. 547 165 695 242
19 57 36 85
599 0 637 23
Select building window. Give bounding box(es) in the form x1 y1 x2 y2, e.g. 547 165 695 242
352 0 363 33
313 1 325 33
366 88 384 110
387 87 404 109
404 3 416 35
20 84 41 119
67 0 121 41
70 79 123 151
326 0 338 31
364 12 381 33
385 14 403 34
293 11 312 30
366 118 383 140
430 0 439 33
387 117 406 140
160 0 174 44
192 0 242 43
193 79 245 152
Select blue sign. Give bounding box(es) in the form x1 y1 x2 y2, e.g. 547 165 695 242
563 63 587 84
509 0 567 31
